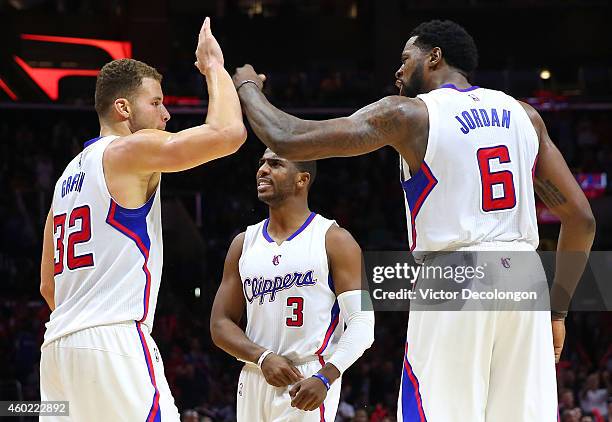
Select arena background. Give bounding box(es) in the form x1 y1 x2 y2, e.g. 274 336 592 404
0 1 611 421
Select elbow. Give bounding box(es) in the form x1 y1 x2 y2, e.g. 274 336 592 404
209 319 224 348
266 135 302 160
562 207 596 235
258 126 296 158
224 123 248 154
40 281 53 302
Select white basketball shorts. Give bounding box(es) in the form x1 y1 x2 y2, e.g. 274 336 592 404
40 322 180 421
237 358 341 422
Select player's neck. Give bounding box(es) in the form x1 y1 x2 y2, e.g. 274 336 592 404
430 70 471 91
99 120 132 137
267 201 311 239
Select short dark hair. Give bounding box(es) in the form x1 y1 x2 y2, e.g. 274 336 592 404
410 20 478 75
294 160 317 188
94 58 162 117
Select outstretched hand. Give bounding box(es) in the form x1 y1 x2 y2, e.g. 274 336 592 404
195 17 224 74
233 64 266 91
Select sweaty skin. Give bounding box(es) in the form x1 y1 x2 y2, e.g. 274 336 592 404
211 150 366 411
232 35 595 363
40 18 246 311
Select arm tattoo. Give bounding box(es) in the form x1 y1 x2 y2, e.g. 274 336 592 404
240 86 407 158
535 178 568 208
344 107 404 151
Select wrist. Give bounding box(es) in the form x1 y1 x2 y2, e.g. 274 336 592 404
202 62 224 77
318 363 341 384
236 79 262 92
551 310 567 320
311 373 331 391
256 350 274 369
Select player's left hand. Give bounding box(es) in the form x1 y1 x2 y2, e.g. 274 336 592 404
551 317 566 363
232 65 266 90
289 377 327 412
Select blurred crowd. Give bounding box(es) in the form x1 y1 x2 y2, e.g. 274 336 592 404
0 103 611 421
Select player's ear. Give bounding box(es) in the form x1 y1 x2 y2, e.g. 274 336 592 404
113 98 131 119
297 172 310 189
429 47 443 68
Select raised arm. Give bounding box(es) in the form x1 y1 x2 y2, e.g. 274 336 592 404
40 208 55 311
210 233 302 387
233 65 424 161
521 102 596 362
106 18 247 174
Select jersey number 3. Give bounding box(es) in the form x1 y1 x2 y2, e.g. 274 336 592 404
54 205 94 275
477 145 517 212
286 297 304 327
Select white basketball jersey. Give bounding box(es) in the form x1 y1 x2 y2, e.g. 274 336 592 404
401 84 539 252
239 213 343 363
43 136 163 346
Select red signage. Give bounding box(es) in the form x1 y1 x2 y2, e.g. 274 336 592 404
10 34 132 101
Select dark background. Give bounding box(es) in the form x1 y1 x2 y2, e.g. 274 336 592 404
0 1 611 421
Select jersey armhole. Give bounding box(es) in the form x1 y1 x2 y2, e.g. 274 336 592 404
513 97 540 154
324 221 340 293
415 94 438 165
100 137 161 211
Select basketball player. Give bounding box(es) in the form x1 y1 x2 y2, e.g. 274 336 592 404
39 18 246 421
210 149 375 421
232 20 596 421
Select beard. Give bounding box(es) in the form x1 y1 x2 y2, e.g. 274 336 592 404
257 183 293 206
400 64 425 98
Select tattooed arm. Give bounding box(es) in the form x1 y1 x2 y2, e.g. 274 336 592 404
521 102 596 361
236 79 421 160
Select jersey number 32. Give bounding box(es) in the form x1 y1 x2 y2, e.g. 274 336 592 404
54 205 94 275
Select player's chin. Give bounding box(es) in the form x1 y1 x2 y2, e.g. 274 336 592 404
257 191 275 203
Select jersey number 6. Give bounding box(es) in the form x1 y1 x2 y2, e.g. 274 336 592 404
477 145 517 212
54 205 94 275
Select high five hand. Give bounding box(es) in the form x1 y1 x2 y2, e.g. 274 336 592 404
195 17 224 74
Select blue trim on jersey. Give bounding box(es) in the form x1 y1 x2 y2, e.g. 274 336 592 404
262 219 274 243
401 344 427 421
107 195 155 251
439 83 480 92
84 136 103 148
401 162 437 251
106 194 156 322
327 274 335 294
262 212 317 243
136 322 161 422
287 212 316 240
315 297 340 355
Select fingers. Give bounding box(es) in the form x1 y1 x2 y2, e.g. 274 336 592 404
551 319 565 364
200 16 210 40
259 74 267 83
303 396 320 412
290 387 308 409
291 389 320 411
290 364 303 380
268 367 300 387
289 382 300 398
283 366 301 384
